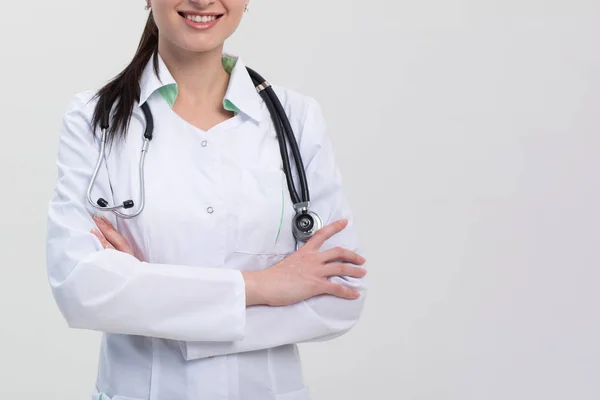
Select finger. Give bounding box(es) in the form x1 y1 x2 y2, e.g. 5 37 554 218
321 282 361 300
319 246 366 265
321 263 367 279
304 218 348 252
93 216 132 253
91 228 115 250
92 229 115 250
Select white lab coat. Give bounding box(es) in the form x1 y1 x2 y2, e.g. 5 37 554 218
46 53 367 400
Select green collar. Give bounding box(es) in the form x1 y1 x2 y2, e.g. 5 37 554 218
157 55 240 114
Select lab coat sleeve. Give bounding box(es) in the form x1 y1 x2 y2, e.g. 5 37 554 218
46 93 246 342
181 97 367 360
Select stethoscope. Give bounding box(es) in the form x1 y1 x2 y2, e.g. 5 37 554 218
87 67 323 246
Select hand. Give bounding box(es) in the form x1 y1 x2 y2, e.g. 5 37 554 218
243 219 367 307
91 215 135 257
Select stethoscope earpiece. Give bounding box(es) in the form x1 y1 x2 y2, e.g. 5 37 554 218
96 198 135 210
96 198 109 208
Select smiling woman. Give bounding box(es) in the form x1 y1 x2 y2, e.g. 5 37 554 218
45 1 368 400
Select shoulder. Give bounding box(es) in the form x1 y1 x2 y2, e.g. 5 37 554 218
63 90 99 117
265 85 330 162
267 85 327 150
58 90 102 147
269 85 324 127
60 90 101 133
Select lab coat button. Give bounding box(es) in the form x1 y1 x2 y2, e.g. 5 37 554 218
201 140 208 147
206 207 214 214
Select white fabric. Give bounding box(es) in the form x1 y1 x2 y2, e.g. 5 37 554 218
46 53 367 400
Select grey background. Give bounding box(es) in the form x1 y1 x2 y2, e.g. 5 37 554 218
1 0 599 399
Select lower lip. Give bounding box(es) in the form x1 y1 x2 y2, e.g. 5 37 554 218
181 14 221 30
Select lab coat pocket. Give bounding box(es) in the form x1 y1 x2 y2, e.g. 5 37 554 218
233 167 297 256
275 386 311 400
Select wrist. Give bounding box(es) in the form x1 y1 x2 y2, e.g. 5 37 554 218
242 270 267 307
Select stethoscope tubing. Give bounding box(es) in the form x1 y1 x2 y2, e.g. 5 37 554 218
246 67 310 206
87 67 319 241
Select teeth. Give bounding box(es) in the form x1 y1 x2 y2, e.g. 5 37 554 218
185 14 217 23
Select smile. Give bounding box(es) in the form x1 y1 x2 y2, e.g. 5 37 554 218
182 14 219 23
178 12 223 29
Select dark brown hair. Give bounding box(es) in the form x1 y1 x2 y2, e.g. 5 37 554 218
91 13 160 144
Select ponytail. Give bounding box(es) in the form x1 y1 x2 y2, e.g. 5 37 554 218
91 12 159 144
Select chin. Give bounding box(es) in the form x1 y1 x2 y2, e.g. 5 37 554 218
175 42 216 54
178 36 225 53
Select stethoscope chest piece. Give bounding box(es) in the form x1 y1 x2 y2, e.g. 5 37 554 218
292 202 323 243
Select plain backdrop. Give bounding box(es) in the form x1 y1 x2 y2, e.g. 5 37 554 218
1 0 599 399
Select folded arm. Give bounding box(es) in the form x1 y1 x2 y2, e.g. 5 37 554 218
47 93 247 342
181 97 368 360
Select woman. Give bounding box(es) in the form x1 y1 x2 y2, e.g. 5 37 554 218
46 1 368 399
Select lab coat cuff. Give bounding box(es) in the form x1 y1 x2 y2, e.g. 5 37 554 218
179 269 246 361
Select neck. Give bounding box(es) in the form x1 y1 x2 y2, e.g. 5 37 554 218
157 40 229 106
